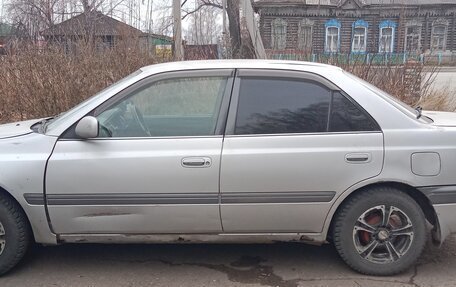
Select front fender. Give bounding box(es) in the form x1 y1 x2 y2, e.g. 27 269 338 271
0 133 58 245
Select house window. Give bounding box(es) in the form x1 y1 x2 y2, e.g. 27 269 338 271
325 19 341 53
379 20 396 53
271 18 287 50
298 19 314 51
404 21 422 54
352 20 368 53
431 18 449 52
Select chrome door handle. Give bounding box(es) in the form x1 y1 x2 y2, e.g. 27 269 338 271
345 153 371 163
182 157 212 168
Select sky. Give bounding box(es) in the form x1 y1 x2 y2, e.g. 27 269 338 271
0 0 215 37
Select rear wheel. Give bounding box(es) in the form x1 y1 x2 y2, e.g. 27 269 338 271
0 194 31 275
332 187 426 275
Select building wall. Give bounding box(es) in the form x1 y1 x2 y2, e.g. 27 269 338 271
257 3 456 55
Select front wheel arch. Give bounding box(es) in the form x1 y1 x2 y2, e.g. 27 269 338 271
0 187 34 242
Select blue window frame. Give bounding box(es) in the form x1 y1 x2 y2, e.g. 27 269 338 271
379 20 397 53
352 19 368 54
325 19 341 53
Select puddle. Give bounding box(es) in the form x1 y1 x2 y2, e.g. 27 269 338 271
160 255 300 287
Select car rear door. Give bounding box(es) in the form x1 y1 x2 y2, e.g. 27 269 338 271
46 69 234 234
220 69 384 233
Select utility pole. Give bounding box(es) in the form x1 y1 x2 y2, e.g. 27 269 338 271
222 0 227 35
241 0 266 58
173 0 184 61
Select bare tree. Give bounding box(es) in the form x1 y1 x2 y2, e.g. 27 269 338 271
184 1 221 45
7 0 128 38
182 0 241 57
7 0 63 39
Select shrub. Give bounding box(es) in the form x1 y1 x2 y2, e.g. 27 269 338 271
0 39 158 123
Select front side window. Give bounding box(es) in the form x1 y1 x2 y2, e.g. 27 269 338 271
431 19 449 51
379 20 396 53
325 19 341 53
352 20 368 53
96 76 228 138
271 18 287 50
405 23 421 54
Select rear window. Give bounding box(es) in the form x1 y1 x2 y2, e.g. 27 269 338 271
235 77 380 135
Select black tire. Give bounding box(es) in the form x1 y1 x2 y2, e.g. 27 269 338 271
332 186 426 276
0 194 31 276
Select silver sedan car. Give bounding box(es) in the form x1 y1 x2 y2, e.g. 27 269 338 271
0 60 455 276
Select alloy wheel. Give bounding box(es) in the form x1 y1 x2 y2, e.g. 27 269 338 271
353 205 414 264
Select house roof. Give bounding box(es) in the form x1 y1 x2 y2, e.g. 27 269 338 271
144 33 174 44
363 0 456 5
41 11 145 37
254 0 456 6
254 0 337 6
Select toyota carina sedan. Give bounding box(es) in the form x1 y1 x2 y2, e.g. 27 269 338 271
0 60 455 276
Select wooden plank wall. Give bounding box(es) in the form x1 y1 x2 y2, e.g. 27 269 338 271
258 5 456 55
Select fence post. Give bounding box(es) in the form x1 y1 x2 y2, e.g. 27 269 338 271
438 52 442 65
312 54 316 62
403 53 407 64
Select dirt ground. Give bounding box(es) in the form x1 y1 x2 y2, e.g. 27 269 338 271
0 234 454 287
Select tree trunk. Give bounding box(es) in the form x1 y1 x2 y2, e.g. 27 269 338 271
81 0 92 12
227 0 241 58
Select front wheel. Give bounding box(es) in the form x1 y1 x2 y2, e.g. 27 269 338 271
332 187 427 275
0 194 31 275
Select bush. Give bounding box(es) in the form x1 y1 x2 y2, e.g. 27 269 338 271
0 44 450 124
0 39 158 123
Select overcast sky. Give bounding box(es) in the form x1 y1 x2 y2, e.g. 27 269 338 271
0 0 206 35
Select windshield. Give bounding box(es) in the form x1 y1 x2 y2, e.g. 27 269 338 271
44 70 143 133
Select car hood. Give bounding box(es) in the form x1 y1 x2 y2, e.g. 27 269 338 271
0 119 40 139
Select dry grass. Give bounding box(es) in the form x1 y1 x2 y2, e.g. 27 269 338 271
418 87 456 112
0 43 453 124
0 39 158 124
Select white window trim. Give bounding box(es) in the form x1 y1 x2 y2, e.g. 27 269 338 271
352 26 367 53
325 26 340 53
379 26 395 53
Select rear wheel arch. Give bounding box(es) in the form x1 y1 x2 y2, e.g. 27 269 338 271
327 181 437 241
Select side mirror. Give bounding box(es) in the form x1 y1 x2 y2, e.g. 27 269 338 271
75 116 99 139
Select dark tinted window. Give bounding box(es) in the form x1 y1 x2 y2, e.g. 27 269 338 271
329 92 379 132
235 77 331 134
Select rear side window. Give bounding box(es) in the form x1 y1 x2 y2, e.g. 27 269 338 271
234 77 379 135
235 77 331 134
329 92 379 132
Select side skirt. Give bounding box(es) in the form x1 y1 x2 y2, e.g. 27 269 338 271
58 233 326 245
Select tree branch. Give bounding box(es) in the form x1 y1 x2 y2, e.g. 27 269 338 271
182 0 223 20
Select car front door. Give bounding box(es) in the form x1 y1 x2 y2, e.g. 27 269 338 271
46 69 234 234
220 69 384 233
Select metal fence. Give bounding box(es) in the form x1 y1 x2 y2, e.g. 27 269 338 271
266 51 456 66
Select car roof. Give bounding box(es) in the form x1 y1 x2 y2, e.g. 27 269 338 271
140 59 343 75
